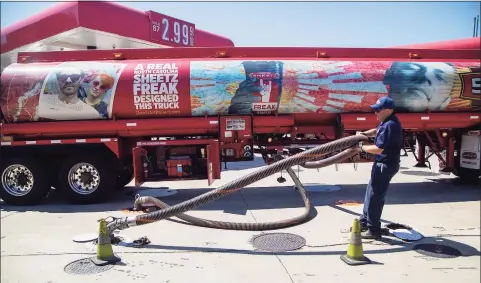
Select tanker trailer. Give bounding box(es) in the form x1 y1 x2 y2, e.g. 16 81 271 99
0 46 480 206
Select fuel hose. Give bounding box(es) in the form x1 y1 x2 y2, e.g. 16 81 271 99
133 166 310 231
107 134 368 234
132 146 362 231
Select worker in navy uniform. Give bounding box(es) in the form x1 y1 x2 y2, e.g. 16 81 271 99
357 96 403 239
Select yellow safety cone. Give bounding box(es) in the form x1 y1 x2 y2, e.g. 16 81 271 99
90 218 121 266
340 219 371 266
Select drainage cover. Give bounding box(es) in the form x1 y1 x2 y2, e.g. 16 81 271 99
251 233 306 252
64 257 115 275
412 244 462 258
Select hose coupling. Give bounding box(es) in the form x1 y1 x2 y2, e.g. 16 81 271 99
107 216 137 235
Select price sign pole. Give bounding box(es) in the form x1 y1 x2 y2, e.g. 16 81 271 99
147 11 195 47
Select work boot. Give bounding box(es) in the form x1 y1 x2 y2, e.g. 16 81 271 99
360 230 382 240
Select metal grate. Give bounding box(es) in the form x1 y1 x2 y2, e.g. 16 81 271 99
251 233 306 252
64 257 115 275
412 244 462 258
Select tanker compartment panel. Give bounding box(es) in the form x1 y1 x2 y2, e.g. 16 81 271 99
132 139 221 187
219 115 254 162
1 58 480 127
13 45 480 63
341 112 481 131
0 117 220 140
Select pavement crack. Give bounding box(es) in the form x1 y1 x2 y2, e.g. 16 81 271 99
239 190 258 223
1 250 199 258
275 255 295 283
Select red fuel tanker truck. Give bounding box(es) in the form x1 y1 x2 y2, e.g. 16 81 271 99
1 43 480 206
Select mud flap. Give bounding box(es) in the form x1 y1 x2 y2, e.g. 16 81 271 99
206 143 221 186
133 147 147 188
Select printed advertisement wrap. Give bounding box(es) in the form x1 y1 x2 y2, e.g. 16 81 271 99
1 59 479 123
130 61 190 116
191 61 283 115
190 60 481 115
1 62 126 122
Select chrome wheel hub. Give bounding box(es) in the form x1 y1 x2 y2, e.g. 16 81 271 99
1 164 35 196
68 163 100 195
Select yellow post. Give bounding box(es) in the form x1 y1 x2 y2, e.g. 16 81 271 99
340 219 371 266
90 218 121 266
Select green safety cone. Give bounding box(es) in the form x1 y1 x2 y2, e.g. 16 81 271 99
90 218 121 266
340 219 371 266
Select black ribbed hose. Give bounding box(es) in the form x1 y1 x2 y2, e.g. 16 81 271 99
133 167 311 230
107 134 368 232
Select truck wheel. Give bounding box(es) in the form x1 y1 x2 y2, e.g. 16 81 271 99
0 158 51 206
57 155 116 204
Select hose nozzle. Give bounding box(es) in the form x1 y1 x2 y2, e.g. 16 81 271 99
106 216 137 235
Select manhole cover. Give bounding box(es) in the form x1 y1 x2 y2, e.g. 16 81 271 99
72 233 98 243
64 257 115 275
385 223 412 230
412 244 462 258
251 233 306 252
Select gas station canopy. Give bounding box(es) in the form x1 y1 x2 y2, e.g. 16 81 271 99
1 1 235 71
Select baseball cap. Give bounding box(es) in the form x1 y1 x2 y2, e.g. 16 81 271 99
370 96 395 112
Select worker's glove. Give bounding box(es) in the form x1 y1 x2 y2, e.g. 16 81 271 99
355 131 364 151
356 131 366 136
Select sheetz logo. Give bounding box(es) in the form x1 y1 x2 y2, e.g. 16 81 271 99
459 67 481 101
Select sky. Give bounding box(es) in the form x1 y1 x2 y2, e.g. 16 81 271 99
1 1 480 48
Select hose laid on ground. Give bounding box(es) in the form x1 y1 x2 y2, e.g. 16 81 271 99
133 167 310 231
107 134 368 234
132 146 362 231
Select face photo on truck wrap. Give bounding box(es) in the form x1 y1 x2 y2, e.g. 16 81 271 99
88 74 114 99
383 62 455 112
55 67 84 98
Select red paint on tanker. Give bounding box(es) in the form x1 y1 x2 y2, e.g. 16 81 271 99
1 60 480 123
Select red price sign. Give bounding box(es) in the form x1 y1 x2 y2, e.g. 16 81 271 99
148 11 195 47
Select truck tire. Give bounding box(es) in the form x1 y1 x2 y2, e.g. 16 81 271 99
57 154 116 204
0 157 51 206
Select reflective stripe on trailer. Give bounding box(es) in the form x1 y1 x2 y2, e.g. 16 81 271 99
0 138 118 147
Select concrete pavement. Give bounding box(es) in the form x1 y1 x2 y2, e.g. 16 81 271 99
1 154 480 283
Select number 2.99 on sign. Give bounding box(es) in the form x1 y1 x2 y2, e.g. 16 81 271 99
152 17 194 47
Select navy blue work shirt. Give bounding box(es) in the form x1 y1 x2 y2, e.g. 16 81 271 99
374 113 403 165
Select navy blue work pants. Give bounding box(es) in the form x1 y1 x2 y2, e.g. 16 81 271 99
360 162 399 233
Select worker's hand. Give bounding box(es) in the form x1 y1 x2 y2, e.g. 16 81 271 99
356 131 366 136
355 132 365 151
